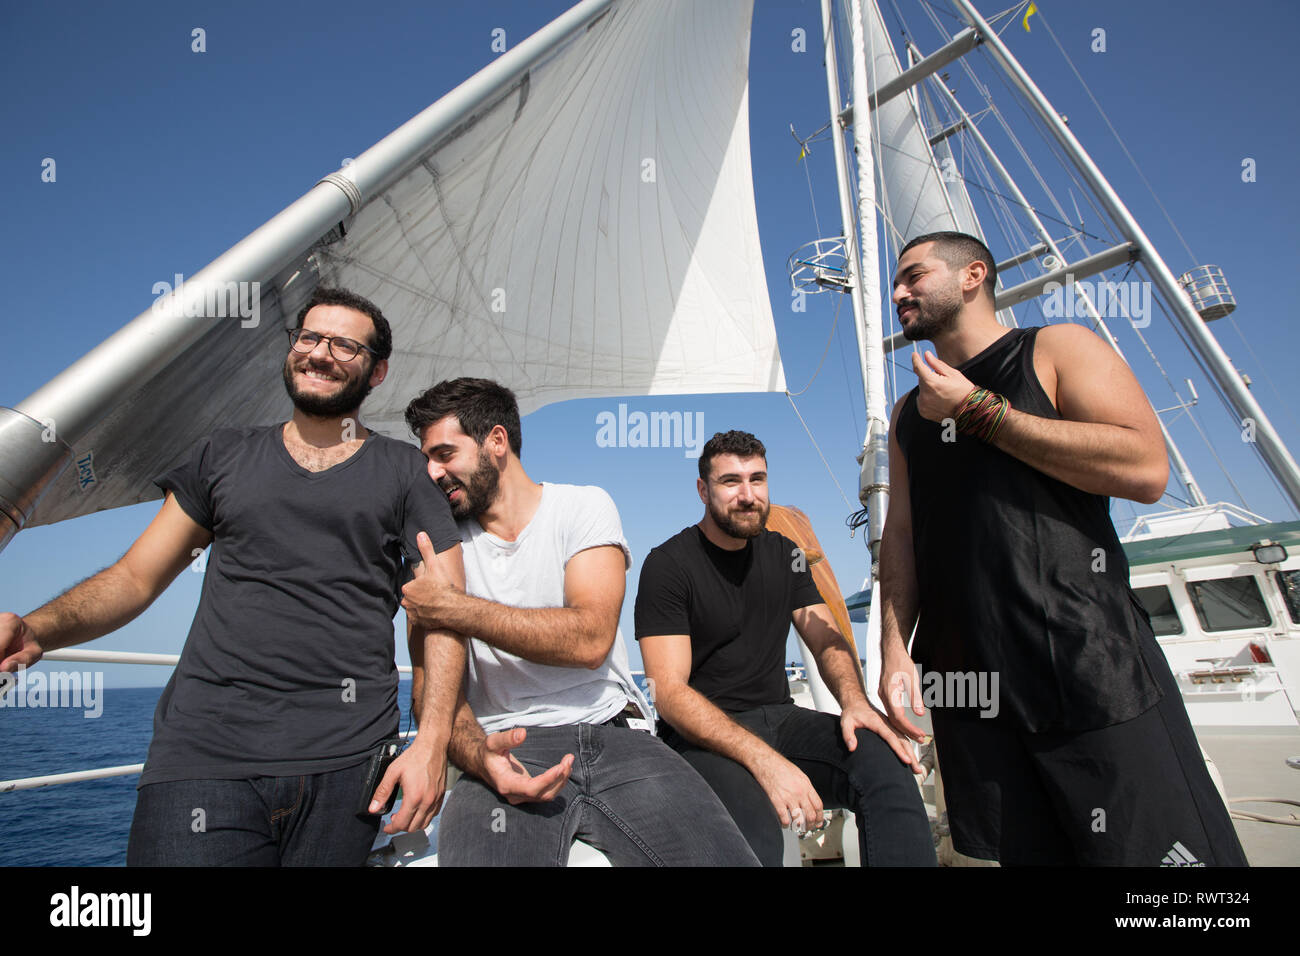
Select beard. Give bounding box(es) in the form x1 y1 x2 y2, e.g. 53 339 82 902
282 356 374 418
899 282 963 341
709 497 769 539
441 445 500 519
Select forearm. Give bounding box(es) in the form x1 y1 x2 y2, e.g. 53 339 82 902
431 592 611 669
654 681 782 774
991 406 1165 503
877 526 919 658
446 691 489 777
411 628 465 752
809 638 869 708
24 564 156 652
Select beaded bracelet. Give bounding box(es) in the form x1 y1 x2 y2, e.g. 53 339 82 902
954 386 1010 443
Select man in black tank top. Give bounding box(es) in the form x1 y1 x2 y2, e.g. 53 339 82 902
879 232 1246 866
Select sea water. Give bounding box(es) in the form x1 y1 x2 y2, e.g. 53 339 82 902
1 683 417 867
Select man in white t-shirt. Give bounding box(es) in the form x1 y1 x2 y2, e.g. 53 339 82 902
399 378 758 866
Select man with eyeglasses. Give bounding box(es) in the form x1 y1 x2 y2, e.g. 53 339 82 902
0 287 465 866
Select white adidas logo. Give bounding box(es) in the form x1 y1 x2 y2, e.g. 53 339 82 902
1159 841 1205 867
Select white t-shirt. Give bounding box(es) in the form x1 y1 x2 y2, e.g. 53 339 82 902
459 483 652 734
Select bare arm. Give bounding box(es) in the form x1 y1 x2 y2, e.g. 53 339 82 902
877 399 927 741
791 603 868 707
406 542 468 734
402 543 626 669
994 325 1167 501
1 493 211 671
794 602 921 771
911 325 1169 503
443 687 574 805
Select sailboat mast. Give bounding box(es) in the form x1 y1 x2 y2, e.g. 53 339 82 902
916 60 1210 509
0 0 620 553
951 0 1300 515
820 0 890 564
846 0 892 564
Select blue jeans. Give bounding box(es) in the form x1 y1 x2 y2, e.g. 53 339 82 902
664 703 937 867
437 723 759 866
126 761 381 866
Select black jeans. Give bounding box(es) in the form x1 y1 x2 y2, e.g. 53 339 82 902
664 703 936 867
126 761 381 866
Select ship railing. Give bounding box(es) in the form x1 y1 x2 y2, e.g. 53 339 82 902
1121 501 1272 540
1 651 710 794
0 649 419 794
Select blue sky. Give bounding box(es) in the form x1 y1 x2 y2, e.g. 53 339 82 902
2 0 1298 690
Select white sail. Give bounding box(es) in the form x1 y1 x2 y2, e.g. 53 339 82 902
22 0 781 527
859 0 980 248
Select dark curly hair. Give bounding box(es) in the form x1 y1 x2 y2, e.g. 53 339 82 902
404 377 522 456
698 430 766 481
898 231 997 303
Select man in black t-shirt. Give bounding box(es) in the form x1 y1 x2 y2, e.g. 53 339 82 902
635 430 935 866
0 287 465 866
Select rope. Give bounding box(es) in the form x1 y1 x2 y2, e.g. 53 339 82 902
786 289 844 396
785 392 856 511
1227 797 1300 828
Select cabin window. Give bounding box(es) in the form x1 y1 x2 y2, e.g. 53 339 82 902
1275 570 1300 624
1186 576 1272 632
1133 585 1184 636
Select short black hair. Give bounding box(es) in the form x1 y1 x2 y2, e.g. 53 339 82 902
899 231 997 303
295 286 393 360
404 377 523 456
698 430 766 481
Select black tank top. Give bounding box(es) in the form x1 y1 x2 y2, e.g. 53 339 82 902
895 327 1161 732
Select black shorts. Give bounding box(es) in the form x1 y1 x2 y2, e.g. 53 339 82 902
931 629 1247 866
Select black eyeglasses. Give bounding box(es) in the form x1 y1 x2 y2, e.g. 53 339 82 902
287 328 378 362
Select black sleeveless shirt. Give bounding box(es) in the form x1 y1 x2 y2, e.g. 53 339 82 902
895 327 1161 733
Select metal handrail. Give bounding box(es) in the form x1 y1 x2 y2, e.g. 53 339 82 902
3 656 807 793
1 652 414 793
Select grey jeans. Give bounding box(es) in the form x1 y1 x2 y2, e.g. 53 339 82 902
437 722 759 866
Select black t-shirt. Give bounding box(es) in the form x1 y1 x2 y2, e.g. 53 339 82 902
634 526 823 715
139 424 461 785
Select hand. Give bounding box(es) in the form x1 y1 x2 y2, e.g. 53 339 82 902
400 532 460 630
371 739 447 835
477 728 573 805
879 645 927 743
912 350 975 423
839 697 923 775
752 753 825 833
0 613 44 674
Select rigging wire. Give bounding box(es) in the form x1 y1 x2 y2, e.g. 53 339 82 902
908 2 1262 515
1145 284 1264 509
1224 314 1300 437
1029 6 1299 452
785 392 857 512
785 287 845 397
1033 8 1199 265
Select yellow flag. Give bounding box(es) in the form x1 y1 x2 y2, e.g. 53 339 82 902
1022 1 1038 32
797 145 807 163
